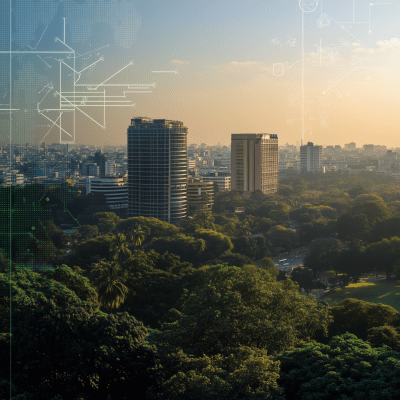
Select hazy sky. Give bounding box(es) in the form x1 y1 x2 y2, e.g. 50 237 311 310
131 0 400 147
2 0 400 147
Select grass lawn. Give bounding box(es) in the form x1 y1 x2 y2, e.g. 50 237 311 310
324 279 400 312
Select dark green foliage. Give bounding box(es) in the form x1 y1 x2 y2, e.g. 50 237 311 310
303 238 342 276
205 252 252 268
336 201 391 240
258 258 280 279
336 212 370 241
72 225 99 242
368 217 400 242
247 202 290 224
277 333 400 400
364 236 400 278
347 184 370 199
145 234 206 263
367 325 400 351
0 252 14 273
212 191 244 214
326 275 351 291
297 219 335 245
95 262 129 312
42 264 99 306
147 347 284 400
99 250 195 328
149 265 332 358
117 217 179 241
0 270 158 400
67 235 114 268
232 236 267 259
328 298 399 341
335 246 365 282
192 229 233 261
264 225 299 250
291 267 326 294
93 212 120 234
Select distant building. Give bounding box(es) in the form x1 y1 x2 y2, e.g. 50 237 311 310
376 145 387 151
344 142 356 150
1 171 24 186
202 173 231 192
82 162 99 177
300 142 322 173
105 160 116 176
187 159 196 170
363 144 375 152
187 178 214 211
387 150 398 160
231 133 278 194
94 151 107 176
127 117 188 224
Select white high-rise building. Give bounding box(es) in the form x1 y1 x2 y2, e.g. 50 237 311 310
300 142 322 173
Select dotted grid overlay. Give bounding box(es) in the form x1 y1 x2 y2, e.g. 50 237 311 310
0 0 141 269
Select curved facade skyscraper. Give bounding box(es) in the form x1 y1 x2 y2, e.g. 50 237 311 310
127 117 187 224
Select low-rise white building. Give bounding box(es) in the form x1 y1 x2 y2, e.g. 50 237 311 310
86 176 128 210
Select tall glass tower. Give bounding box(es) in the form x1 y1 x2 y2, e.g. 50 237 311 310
127 117 187 224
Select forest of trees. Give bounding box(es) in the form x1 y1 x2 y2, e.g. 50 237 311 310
2 172 400 398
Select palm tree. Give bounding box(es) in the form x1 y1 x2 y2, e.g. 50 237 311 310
109 233 132 263
194 210 214 229
96 262 129 313
237 222 252 237
128 225 146 248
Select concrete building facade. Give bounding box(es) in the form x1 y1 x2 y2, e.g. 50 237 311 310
300 142 322 173
187 177 214 211
231 133 278 194
202 174 231 192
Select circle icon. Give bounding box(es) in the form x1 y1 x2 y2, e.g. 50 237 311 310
273 63 284 77
299 0 319 13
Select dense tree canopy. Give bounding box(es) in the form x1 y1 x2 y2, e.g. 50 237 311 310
192 229 234 261
117 217 179 241
67 235 114 267
147 347 284 400
291 267 326 294
368 217 400 243
328 298 399 341
277 333 400 400
303 238 342 276
265 225 299 250
4 176 400 399
364 237 400 278
145 234 206 263
149 265 332 358
0 270 159 400
337 201 391 240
